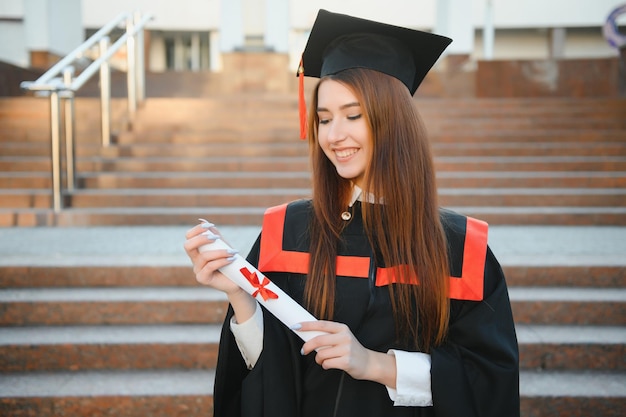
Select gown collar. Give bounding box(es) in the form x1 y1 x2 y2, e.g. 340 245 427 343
349 184 383 207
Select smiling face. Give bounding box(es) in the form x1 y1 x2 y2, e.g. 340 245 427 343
316 79 372 189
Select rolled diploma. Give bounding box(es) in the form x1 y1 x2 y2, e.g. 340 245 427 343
199 238 326 342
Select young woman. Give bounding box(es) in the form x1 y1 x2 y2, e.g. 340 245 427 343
184 9 519 417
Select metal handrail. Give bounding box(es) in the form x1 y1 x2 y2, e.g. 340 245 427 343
20 10 153 212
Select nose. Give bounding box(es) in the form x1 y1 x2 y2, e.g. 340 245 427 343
326 119 347 144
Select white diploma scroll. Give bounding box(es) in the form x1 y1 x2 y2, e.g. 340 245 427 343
199 237 326 342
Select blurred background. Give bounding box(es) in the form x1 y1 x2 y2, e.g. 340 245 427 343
0 1 624 417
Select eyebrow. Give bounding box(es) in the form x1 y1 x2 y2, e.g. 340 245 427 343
316 102 361 112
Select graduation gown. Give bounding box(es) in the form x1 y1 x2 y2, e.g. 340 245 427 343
213 199 520 417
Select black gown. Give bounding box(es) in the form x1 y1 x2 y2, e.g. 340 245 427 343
213 199 520 417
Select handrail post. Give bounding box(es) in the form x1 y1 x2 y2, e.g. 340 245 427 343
99 36 112 146
49 89 63 212
134 10 146 103
62 66 76 191
126 14 137 125
21 10 153 213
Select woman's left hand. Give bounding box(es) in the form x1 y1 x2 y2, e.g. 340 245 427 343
298 320 396 387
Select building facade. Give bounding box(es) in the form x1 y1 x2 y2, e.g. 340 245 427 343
0 0 623 73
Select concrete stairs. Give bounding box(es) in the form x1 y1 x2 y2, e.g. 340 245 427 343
1 96 625 226
0 93 625 416
0 243 624 416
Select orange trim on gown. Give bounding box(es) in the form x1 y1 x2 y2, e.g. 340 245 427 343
258 203 487 301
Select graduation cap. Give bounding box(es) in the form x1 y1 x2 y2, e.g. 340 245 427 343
297 9 452 138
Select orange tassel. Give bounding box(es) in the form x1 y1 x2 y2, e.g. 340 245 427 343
298 60 307 140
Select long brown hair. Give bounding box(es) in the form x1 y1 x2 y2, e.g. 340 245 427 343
304 68 450 352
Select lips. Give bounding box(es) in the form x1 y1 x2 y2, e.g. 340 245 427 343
334 148 359 159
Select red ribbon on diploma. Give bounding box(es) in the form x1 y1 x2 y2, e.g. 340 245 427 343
240 267 279 301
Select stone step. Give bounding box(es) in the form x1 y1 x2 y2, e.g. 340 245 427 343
414 96 626 109
127 96 625 114
457 206 626 226
503 266 626 288
420 104 626 119
0 207 270 227
4 95 617 116
127 109 625 129
0 324 622 373
0 96 125 113
6 124 624 144
0 324 221 372
431 142 626 157
434 171 626 189
4 140 623 158
427 109 626 122
0 188 312 209
75 96 623 137
518 370 626 417
3 155 626 172
129 110 299 126
3 96 623 123
0 370 215 417
509 287 626 325
0 369 623 417
74 171 626 190
0 117 106 133
516 325 626 371
1 287 623 326
3 171 625 190
0 287 229 326
0 266 197 288
429 117 626 130
1 265 622 289
3 206 626 227
69 188 626 209
0 190 51 209
424 102 626 115
0 172 53 189
3 188 624 210
110 129 626 145
424 108 625 119
127 106 625 125
0 225 618 269
431 130 626 144
114 129 300 144
76 171 313 190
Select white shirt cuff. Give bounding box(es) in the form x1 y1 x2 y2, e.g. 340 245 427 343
229 302 264 369
386 350 433 407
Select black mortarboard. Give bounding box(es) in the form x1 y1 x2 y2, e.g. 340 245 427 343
297 9 452 138
300 9 452 95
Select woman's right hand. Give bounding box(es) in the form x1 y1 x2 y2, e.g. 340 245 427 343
183 220 242 295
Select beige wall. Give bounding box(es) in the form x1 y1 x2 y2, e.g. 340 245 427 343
81 0 220 31
1 0 622 71
473 28 618 60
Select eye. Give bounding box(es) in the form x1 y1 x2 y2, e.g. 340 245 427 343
347 114 362 121
317 113 331 125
